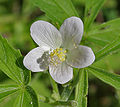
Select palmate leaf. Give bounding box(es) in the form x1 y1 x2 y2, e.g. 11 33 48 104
84 0 107 32
0 85 38 107
0 90 19 107
33 0 79 25
0 85 19 99
88 66 120 89
0 35 31 85
75 69 88 107
87 18 120 47
13 86 38 107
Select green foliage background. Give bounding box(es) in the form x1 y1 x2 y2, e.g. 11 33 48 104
0 0 120 107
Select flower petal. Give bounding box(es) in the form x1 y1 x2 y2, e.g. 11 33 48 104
60 17 83 49
30 21 62 49
49 62 73 84
66 45 95 68
23 47 50 72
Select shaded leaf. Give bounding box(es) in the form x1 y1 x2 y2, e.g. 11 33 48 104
14 86 38 107
88 66 120 89
95 36 120 62
0 85 19 99
87 18 120 47
0 35 31 85
75 69 88 107
0 89 18 107
33 0 79 25
86 36 110 47
84 0 106 32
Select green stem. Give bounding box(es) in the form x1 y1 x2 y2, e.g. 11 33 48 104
75 69 88 107
49 74 60 100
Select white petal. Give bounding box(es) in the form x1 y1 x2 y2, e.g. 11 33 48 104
60 17 83 49
66 46 95 68
49 62 73 84
30 21 62 49
23 47 49 72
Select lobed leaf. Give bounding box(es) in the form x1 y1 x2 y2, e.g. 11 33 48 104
14 86 38 107
88 66 120 89
0 85 19 99
33 0 79 25
0 35 31 85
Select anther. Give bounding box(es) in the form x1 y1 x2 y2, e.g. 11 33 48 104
50 48 67 66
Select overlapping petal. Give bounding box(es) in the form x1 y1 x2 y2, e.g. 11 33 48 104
30 21 62 49
49 62 73 84
60 17 83 49
66 46 95 68
23 47 49 72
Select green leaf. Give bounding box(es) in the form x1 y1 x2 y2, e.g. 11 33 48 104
14 86 38 107
0 35 31 85
88 66 120 89
87 18 120 47
0 89 18 107
84 0 106 32
33 0 79 25
95 36 120 62
86 36 110 47
75 69 88 107
0 85 19 99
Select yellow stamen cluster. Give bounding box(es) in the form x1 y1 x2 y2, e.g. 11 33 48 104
50 48 67 66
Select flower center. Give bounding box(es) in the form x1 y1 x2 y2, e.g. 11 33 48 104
50 48 67 66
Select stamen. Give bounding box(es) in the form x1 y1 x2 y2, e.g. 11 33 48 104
50 48 67 66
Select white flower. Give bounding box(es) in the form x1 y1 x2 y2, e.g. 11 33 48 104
23 17 95 84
